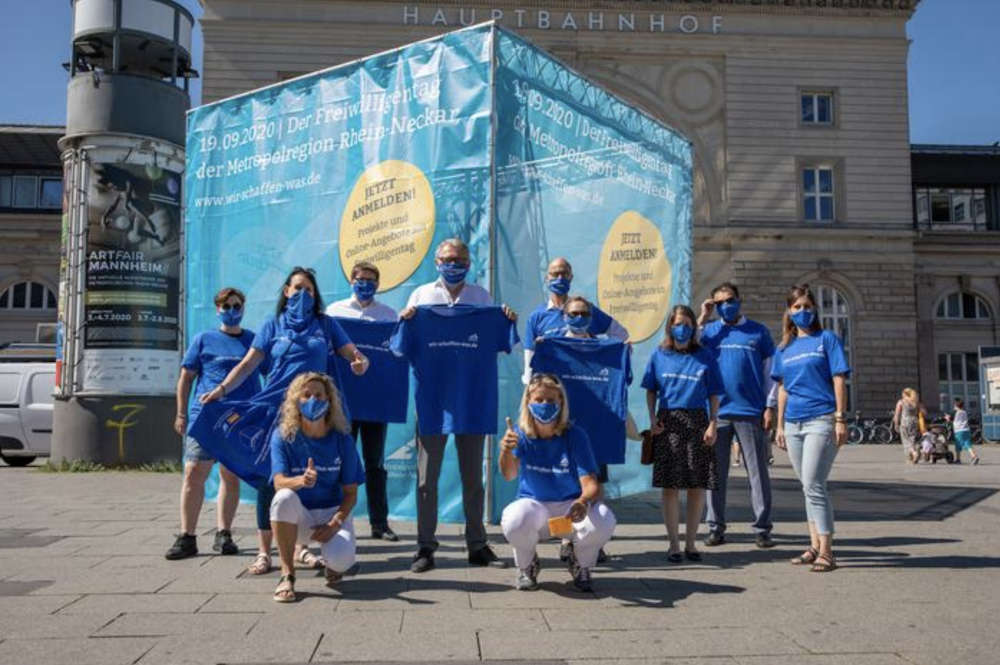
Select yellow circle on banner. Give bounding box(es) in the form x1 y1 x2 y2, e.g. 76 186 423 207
596 211 672 342
339 160 435 291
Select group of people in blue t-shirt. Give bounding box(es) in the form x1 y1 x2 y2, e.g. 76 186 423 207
166 235 852 601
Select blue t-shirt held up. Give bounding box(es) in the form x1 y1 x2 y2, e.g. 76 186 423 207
529 337 631 465
700 319 776 418
513 424 599 502
523 304 615 350
771 329 850 423
641 347 725 412
181 329 261 433
333 318 409 423
252 313 351 404
269 428 366 510
390 304 519 435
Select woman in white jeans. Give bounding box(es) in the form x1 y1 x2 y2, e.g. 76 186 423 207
773 284 850 573
268 372 365 602
499 373 616 592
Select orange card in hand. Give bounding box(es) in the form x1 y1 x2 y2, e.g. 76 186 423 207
548 515 573 538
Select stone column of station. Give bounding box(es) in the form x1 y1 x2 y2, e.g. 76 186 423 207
53 0 197 464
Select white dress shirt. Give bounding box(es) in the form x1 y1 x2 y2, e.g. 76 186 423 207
326 296 397 322
405 278 492 307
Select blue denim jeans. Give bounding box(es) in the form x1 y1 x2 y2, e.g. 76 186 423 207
785 415 838 535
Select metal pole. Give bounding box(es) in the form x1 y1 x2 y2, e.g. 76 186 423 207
484 22 499 524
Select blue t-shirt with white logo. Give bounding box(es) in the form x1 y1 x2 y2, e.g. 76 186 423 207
529 337 631 465
771 329 850 423
700 319 776 418
512 424 598 502
252 313 351 404
390 304 519 435
269 427 366 510
523 304 615 350
333 318 409 423
181 329 262 433
641 347 725 412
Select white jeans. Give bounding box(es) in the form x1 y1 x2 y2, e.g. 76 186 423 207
270 488 356 573
501 498 616 570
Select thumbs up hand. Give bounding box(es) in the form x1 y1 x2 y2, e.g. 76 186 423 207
501 417 519 453
302 457 318 488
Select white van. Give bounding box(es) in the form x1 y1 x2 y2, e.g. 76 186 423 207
0 344 56 466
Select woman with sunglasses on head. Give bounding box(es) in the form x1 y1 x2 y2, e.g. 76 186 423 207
499 374 616 592
641 305 724 563
201 267 369 576
166 287 262 560
772 284 850 573
270 372 365 602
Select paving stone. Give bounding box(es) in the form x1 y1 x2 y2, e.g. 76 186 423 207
401 608 548 634
0 612 119 639
0 637 157 665
96 611 261 638
56 592 213 615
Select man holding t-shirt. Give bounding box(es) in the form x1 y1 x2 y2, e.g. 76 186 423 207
398 238 518 573
698 282 777 549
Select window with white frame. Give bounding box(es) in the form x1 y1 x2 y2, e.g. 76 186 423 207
935 292 991 320
816 284 853 410
0 174 62 210
938 352 981 414
801 91 834 125
0 281 57 311
803 167 835 222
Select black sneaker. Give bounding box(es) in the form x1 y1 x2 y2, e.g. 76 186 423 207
165 533 197 560
372 526 400 542
596 547 608 564
410 548 435 573
705 531 725 547
572 567 593 592
213 529 239 555
755 533 776 549
468 545 507 568
559 540 573 562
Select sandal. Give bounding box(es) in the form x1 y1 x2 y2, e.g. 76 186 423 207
248 551 271 575
324 566 343 588
790 547 819 565
810 553 838 573
273 574 296 603
296 547 324 570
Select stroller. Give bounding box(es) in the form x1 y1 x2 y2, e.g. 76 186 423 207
920 425 954 464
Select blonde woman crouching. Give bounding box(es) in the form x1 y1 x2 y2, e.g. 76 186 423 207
499 373 616 592
270 372 364 602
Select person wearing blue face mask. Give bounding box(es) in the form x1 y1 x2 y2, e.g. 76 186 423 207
772 284 850 573
522 257 628 385
499 374 616 592
200 267 369 577
399 238 518 573
326 261 399 542
697 282 778 549
166 287 262 560
269 372 365 602
641 305 723 563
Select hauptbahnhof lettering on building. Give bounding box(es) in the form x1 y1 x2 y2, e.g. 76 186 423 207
2 0 997 417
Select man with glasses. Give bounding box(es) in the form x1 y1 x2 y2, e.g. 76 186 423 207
400 238 518 573
697 282 777 549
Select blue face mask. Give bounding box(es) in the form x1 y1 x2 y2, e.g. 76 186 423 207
717 299 741 323
671 324 694 344
437 261 469 285
284 289 315 330
547 277 571 295
299 396 330 422
528 401 560 424
791 309 815 329
218 307 243 327
352 279 377 301
564 314 591 334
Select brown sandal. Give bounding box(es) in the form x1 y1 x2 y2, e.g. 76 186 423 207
273 574 296 602
790 547 819 565
295 547 324 570
810 553 838 573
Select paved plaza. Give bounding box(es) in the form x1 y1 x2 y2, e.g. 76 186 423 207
0 445 997 665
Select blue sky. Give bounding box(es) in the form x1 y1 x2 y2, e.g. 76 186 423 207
1 0 997 145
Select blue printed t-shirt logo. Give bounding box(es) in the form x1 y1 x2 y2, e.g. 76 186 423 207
427 333 479 349
662 367 705 381
786 343 825 365
291 458 341 475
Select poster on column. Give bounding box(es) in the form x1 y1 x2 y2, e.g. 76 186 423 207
81 161 182 394
185 26 494 519
492 28 693 515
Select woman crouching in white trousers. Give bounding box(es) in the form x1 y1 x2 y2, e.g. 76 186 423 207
499 373 616 592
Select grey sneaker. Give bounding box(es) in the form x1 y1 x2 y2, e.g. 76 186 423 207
515 566 539 591
572 566 593 592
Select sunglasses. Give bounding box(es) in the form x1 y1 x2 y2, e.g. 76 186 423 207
220 303 243 312
714 297 739 305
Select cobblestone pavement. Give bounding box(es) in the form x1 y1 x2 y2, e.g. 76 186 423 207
0 445 997 665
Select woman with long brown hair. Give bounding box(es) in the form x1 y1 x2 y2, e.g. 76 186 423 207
772 284 850 573
641 305 723 563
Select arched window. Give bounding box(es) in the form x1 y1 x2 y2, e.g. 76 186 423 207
0 281 57 311
815 285 854 410
935 291 992 320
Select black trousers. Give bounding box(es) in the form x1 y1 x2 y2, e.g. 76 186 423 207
352 420 390 529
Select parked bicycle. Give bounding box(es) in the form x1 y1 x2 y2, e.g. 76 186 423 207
847 411 894 445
